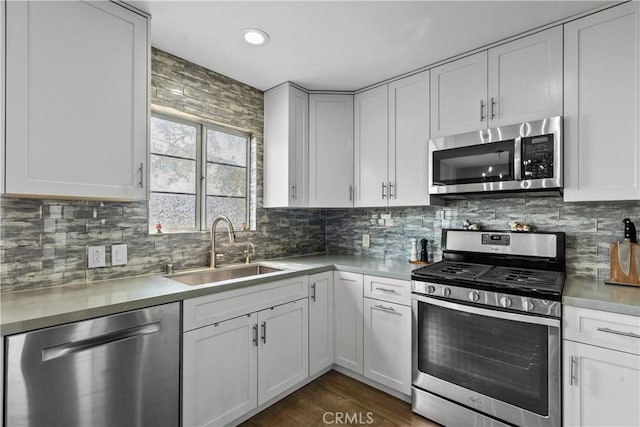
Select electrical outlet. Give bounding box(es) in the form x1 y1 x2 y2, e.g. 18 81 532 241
362 234 370 248
88 245 106 268
111 244 128 266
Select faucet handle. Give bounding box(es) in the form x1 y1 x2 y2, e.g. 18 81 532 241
245 242 255 264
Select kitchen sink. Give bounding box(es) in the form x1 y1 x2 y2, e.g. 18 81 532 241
168 264 282 286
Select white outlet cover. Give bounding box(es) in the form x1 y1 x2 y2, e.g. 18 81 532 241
88 245 106 268
362 234 370 248
111 244 128 266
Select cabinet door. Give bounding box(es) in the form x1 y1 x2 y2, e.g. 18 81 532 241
388 71 440 206
564 2 640 201
309 272 334 376
263 83 308 207
183 313 258 427
257 299 309 405
354 85 389 207
333 271 364 374
363 298 412 395
430 51 488 137
290 87 309 207
309 94 354 207
564 340 640 427
488 26 563 127
5 1 148 200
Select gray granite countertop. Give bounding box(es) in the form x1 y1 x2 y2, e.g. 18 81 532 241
562 275 640 317
5 255 637 337
0 255 419 336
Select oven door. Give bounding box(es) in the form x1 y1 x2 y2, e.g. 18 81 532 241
412 294 560 427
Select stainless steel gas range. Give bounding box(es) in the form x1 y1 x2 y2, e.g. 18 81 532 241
411 229 565 427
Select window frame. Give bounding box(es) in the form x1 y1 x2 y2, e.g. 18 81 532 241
149 112 250 233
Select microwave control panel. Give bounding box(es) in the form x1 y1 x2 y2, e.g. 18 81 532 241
522 134 554 179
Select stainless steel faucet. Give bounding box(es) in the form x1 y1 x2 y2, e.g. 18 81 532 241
244 242 255 264
210 215 236 268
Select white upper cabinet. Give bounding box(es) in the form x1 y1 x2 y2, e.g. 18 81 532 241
388 71 438 206
5 1 148 200
264 83 309 207
430 27 562 137
355 72 440 207
354 85 389 207
308 94 354 207
430 52 488 137
564 2 640 202
488 26 563 127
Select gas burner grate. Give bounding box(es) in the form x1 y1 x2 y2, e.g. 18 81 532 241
477 267 564 291
414 261 492 281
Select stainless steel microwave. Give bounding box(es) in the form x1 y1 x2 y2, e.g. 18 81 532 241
429 116 562 198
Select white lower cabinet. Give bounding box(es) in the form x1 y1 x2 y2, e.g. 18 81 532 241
563 340 640 427
309 272 334 376
333 271 364 374
182 277 309 427
563 306 640 427
257 299 309 405
183 314 258 427
363 298 411 395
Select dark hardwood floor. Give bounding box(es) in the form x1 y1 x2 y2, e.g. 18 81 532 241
240 371 440 427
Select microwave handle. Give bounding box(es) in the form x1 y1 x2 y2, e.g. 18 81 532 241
514 138 522 180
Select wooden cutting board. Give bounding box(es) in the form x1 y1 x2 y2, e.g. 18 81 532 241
609 242 640 287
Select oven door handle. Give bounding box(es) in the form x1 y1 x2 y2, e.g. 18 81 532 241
412 294 560 328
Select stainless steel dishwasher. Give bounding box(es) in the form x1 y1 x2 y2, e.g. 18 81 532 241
5 302 180 427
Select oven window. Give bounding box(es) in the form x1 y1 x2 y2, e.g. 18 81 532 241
433 140 514 185
417 301 549 415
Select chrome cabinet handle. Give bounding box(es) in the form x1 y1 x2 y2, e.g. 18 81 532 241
490 97 496 119
597 327 640 339
388 181 394 198
261 321 267 343
252 324 258 347
311 283 316 302
569 355 577 386
291 185 296 200
375 287 396 294
349 185 353 201
137 163 144 188
374 304 397 313
381 182 386 199
480 100 485 122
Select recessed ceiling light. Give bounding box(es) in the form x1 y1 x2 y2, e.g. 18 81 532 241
243 28 270 46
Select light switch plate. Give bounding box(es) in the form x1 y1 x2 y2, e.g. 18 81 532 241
111 244 128 266
88 246 106 268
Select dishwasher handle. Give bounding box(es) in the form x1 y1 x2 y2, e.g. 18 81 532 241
42 321 161 361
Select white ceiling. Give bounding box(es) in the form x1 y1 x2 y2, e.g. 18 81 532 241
128 1 613 92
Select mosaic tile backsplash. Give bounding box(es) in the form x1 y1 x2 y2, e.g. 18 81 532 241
2 195 636 292
325 197 640 282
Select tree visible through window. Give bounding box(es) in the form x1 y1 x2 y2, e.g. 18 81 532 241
149 114 249 232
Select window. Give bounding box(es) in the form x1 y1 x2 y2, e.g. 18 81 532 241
149 114 249 233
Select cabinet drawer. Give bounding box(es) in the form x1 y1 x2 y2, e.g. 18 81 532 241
183 275 309 332
564 306 640 355
363 275 411 305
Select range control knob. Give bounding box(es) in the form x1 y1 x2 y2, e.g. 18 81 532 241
427 285 436 294
442 287 451 297
469 291 480 302
499 296 512 308
523 300 535 311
